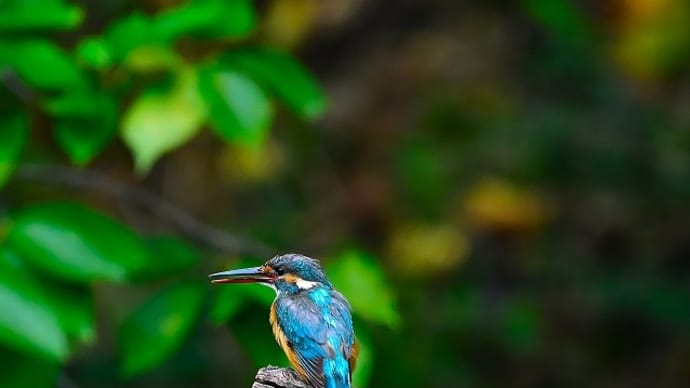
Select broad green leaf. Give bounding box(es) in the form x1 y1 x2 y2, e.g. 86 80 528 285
328 250 400 328
0 248 95 346
134 236 200 280
0 114 28 188
8 201 150 283
0 1 83 31
48 92 118 165
0 347 59 388
121 68 207 173
0 40 86 90
0 248 68 361
154 0 255 41
118 281 205 377
219 48 326 119
199 66 273 146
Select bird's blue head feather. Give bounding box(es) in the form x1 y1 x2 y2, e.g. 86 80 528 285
265 253 332 293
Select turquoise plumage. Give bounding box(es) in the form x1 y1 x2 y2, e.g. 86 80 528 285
210 254 358 388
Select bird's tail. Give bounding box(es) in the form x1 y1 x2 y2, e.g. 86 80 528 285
324 357 351 388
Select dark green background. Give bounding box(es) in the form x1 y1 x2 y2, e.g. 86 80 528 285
1 0 689 387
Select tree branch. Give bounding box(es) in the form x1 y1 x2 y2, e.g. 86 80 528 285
252 366 310 388
1 67 36 104
13 163 274 257
57 372 87 388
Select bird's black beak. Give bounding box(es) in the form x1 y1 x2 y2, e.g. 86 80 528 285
208 266 276 284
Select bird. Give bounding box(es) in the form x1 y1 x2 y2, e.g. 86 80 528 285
209 253 358 388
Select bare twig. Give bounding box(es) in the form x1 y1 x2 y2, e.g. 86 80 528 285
13 163 273 257
252 366 309 388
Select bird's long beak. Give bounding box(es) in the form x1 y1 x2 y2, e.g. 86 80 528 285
208 266 275 284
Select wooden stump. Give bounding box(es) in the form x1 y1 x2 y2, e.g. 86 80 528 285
251 366 310 388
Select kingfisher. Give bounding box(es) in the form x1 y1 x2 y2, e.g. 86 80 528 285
209 253 358 388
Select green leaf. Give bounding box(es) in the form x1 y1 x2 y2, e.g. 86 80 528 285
104 12 157 60
102 12 177 72
124 45 179 73
76 37 113 69
46 90 112 118
154 0 255 41
118 281 205 377
199 66 274 146
8 201 150 283
209 258 274 324
210 280 274 324
328 250 400 328
0 1 83 32
0 346 59 388
0 247 95 346
53 120 117 165
0 114 28 188
0 248 68 361
44 283 95 346
121 68 207 173
48 92 118 165
219 48 326 120
134 236 200 280
209 286 247 324
0 40 86 90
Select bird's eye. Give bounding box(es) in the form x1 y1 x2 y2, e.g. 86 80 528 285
274 267 285 275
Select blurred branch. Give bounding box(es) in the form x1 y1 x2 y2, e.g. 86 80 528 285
1 67 36 104
57 373 81 388
14 163 274 257
252 366 309 388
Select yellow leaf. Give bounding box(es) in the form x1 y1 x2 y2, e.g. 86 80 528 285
463 178 548 231
121 67 207 173
387 223 469 278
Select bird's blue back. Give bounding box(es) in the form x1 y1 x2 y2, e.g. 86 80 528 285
273 285 355 388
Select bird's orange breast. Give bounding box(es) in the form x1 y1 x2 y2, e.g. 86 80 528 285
348 338 359 374
270 301 308 379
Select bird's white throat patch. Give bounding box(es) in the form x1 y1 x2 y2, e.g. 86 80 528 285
264 276 319 297
295 278 319 290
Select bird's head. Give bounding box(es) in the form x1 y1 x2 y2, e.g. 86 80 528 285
209 253 331 294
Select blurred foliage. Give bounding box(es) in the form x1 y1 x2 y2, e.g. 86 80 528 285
0 0 394 387
118 281 205 377
1 0 690 387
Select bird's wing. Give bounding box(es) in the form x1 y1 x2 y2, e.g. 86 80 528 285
331 290 358 380
274 290 355 388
